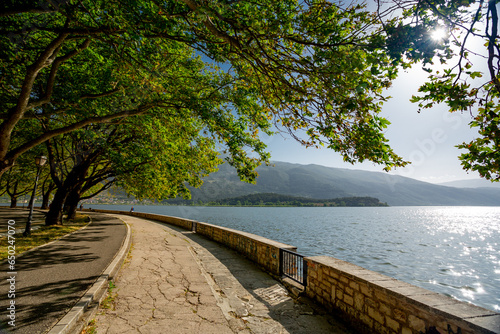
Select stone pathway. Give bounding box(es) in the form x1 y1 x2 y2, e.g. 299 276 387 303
91 214 353 334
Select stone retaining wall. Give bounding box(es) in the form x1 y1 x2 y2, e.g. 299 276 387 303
305 256 500 334
88 210 196 230
195 221 296 275
135 212 196 231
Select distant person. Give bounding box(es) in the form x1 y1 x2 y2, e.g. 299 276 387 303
80 204 83 211
130 207 134 213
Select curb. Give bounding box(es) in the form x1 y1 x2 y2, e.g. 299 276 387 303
46 219 132 334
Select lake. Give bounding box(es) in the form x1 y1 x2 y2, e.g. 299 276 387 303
89 204 500 312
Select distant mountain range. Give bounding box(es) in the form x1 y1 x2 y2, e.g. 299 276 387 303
437 179 500 188
167 161 500 206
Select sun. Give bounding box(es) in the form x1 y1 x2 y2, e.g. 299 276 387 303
431 28 447 41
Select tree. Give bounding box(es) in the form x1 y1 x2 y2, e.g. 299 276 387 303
379 0 500 180
0 23 194 175
43 101 254 224
1 0 409 185
1 165 33 207
45 131 104 225
0 151 46 207
113 114 223 201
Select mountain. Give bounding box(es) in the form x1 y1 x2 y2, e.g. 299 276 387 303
167 161 500 206
438 179 500 189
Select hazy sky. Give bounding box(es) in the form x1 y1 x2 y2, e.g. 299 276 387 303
261 66 482 184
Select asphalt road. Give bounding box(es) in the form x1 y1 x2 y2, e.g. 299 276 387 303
0 212 126 334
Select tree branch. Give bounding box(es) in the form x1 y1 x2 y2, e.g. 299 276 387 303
1 87 121 120
179 0 243 50
26 39 92 111
80 179 115 200
4 103 157 170
487 0 500 95
0 31 69 162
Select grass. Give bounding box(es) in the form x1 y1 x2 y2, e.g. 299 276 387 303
100 281 117 310
0 213 90 261
81 319 97 334
83 280 117 333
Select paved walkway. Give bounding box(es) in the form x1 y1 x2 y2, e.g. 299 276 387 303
0 212 127 334
92 214 353 334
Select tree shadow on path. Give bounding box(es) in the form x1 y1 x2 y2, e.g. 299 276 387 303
145 219 354 334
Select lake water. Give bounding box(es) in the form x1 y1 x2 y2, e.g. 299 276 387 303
89 204 500 312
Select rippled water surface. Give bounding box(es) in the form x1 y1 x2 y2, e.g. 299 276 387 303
93 205 500 312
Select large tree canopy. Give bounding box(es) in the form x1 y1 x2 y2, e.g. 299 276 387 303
379 0 500 180
0 0 408 185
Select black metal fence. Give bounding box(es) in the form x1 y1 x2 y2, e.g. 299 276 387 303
279 248 307 286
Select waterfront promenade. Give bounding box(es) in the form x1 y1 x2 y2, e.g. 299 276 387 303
91 214 353 333
0 208 354 333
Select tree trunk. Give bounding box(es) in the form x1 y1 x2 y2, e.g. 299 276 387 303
45 186 67 225
45 154 93 225
64 186 82 220
9 196 17 208
41 183 55 209
41 192 51 210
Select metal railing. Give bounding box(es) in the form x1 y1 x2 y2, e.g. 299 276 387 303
279 248 307 286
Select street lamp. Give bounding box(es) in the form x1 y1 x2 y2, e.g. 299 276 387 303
23 155 47 237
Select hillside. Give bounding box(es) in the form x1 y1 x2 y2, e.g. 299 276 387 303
438 179 500 188
209 193 388 207
166 161 500 206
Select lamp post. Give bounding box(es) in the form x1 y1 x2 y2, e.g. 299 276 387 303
23 156 47 237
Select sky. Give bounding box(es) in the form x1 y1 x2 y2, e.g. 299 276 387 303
259 66 482 184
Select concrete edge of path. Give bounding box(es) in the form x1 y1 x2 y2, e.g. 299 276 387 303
46 218 132 334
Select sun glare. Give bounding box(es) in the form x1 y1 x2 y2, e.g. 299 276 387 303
431 28 447 41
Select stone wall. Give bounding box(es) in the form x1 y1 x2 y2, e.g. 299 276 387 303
89 209 196 230
305 256 500 334
134 212 196 231
195 221 296 275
